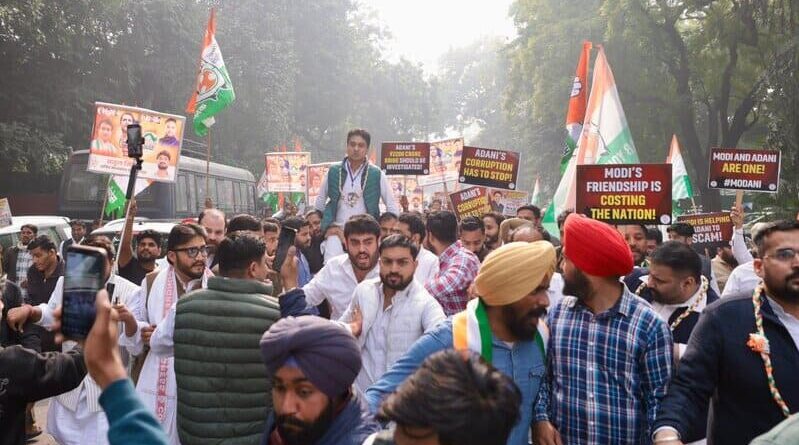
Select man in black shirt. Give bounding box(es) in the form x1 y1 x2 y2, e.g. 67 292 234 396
117 200 162 285
118 230 162 286
302 209 325 274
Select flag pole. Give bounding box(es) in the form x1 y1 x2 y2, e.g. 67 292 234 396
205 129 212 208
98 175 111 225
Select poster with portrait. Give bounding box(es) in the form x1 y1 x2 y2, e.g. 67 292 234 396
418 138 463 187
0 198 12 228
87 102 185 183
307 162 335 205
487 189 530 217
387 175 425 213
265 152 311 193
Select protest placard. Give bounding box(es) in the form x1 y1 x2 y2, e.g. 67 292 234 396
676 212 734 252
381 142 430 176
418 138 463 186
708 148 781 192
576 164 672 225
307 162 335 205
487 189 530 216
87 102 185 183
449 186 492 220
458 146 520 190
387 176 425 212
265 152 310 193
0 198 12 228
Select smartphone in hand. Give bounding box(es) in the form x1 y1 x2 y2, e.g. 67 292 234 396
273 225 297 274
62 245 109 340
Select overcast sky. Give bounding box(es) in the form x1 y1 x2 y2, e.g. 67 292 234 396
358 0 517 72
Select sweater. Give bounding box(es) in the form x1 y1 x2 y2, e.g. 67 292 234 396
173 276 279 445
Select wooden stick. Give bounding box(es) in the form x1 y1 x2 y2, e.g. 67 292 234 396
205 129 212 206
735 190 744 209
98 175 111 225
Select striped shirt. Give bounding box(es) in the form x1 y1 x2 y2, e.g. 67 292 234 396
534 286 673 444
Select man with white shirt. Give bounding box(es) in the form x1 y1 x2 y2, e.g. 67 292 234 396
5 235 139 445
339 234 445 393
294 214 381 320
121 223 212 445
392 212 439 284
721 210 764 299
314 129 399 258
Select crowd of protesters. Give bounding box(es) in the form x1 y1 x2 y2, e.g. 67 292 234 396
1 128 798 445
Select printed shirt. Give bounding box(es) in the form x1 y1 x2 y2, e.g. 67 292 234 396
535 286 673 444
424 241 480 316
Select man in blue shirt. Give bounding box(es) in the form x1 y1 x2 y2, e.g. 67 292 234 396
365 241 556 445
534 214 673 445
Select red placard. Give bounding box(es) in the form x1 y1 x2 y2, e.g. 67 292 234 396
576 164 673 225
449 186 492 220
708 148 781 192
458 146 520 190
676 212 734 251
380 142 430 176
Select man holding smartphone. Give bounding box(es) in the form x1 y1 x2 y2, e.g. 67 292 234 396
120 223 212 445
6 236 140 445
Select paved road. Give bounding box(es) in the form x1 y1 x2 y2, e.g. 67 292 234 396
31 399 57 445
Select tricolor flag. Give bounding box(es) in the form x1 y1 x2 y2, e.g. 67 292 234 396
666 134 693 216
531 177 542 207
104 175 151 219
542 46 640 237
561 41 592 175
186 9 235 137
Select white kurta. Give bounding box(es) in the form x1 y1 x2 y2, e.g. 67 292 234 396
415 247 440 285
302 253 379 320
35 274 139 445
123 267 207 445
313 160 399 226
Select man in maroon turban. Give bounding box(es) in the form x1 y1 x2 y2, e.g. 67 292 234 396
533 214 673 445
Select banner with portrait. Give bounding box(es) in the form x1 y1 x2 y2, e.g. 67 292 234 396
418 138 463 186
265 152 311 193
87 102 185 183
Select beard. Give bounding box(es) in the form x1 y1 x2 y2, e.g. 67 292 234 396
765 268 799 302
485 234 499 246
562 268 592 300
721 251 738 267
276 402 335 445
179 259 206 280
381 272 413 291
502 304 547 341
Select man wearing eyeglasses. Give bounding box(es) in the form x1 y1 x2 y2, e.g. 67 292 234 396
654 220 799 445
121 223 212 445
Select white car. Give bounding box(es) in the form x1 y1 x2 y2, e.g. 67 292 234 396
0 216 72 251
91 217 176 252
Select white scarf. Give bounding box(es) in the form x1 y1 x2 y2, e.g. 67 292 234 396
146 265 211 422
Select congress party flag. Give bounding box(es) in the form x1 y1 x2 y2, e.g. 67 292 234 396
186 9 236 137
542 45 640 237
531 177 542 207
666 135 693 215
104 175 151 219
561 41 592 175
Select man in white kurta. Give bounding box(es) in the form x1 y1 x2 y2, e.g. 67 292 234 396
120 224 211 445
10 237 139 445
338 235 445 394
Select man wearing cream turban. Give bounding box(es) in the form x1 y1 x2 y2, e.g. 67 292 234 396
365 241 556 445
533 214 673 445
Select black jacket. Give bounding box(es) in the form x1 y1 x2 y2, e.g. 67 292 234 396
1 247 22 283
0 346 87 445
0 280 23 347
654 293 799 444
624 268 720 344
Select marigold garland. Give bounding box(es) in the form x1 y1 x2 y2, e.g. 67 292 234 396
749 282 791 417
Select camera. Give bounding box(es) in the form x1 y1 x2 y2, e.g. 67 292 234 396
126 123 145 159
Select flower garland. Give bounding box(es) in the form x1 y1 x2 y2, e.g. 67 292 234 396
747 282 791 417
635 276 708 331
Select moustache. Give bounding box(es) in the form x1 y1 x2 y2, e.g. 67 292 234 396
276 415 311 431
525 306 547 320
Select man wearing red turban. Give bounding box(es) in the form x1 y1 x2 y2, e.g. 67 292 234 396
533 214 674 445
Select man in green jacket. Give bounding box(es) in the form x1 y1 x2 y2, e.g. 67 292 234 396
170 232 280 445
